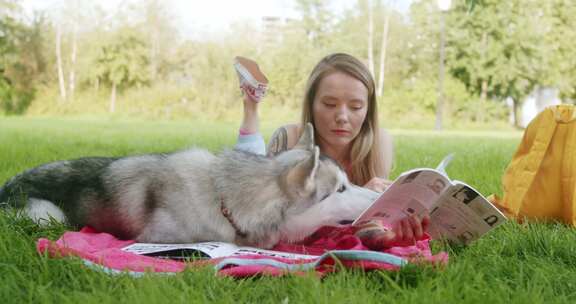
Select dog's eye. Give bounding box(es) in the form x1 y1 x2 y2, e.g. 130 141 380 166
337 185 346 193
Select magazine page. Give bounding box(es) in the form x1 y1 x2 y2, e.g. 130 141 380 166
428 182 507 245
352 168 451 226
121 242 318 260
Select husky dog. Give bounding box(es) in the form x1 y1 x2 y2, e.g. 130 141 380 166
0 124 378 248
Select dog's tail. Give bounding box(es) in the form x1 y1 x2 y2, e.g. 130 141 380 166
0 169 42 210
0 174 23 209
0 184 5 208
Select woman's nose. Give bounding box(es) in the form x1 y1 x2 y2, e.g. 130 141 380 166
335 106 349 123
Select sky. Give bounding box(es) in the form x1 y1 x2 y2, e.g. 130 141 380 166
21 0 414 39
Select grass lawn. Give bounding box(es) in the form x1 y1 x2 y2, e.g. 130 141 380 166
0 117 575 303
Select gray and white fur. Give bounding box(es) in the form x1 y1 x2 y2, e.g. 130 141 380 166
0 123 379 248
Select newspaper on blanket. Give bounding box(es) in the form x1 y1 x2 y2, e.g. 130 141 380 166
353 153 507 245
121 241 318 260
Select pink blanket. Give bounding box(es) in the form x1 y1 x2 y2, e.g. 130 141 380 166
37 226 448 277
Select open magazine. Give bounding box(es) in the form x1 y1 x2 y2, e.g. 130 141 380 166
353 154 507 245
121 241 318 260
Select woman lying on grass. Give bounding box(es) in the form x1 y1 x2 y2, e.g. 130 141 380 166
233 53 430 249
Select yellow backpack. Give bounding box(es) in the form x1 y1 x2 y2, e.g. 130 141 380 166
492 104 576 226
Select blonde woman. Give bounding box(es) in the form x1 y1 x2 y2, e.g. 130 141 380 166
234 53 429 247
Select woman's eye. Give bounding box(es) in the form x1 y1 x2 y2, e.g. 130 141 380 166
324 103 336 108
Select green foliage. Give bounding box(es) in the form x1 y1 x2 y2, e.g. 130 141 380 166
94 29 149 89
1 0 575 127
380 75 507 128
539 0 576 100
0 81 33 114
0 2 47 114
295 0 334 48
407 0 576 126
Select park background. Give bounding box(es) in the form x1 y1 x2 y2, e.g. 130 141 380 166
1 0 575 130
2 1 576 302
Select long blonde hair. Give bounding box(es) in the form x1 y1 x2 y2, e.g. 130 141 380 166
301 53 387 186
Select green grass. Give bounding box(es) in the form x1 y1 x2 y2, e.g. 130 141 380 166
1 117 575 303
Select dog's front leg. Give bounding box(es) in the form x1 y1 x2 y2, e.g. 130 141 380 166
235 231 280 249
280 186 379 243
280 202 335 243
258 233 281 249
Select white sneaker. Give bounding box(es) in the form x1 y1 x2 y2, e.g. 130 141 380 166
234 56 268 102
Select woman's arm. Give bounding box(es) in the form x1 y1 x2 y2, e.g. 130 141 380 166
266 124 300 157
359 129 431 248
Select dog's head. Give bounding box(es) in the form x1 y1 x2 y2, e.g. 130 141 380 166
275 123 352 214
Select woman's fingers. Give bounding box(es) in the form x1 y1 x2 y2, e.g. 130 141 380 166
400 218 414 242
409 215 423 240
393 220 403 240
392 216 426 245
421 214 431 232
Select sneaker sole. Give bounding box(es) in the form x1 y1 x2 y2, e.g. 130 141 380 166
234 56 269 85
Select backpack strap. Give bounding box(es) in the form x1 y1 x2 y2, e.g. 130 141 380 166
566 124 576 226
505 107 558 216
556 105 576 225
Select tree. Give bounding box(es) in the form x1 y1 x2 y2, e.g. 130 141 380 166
94 29 149 113
367 0 375 76
332 1 407 89
66 0 81 102
295 0 334 48
541 0 576 102
447 0 505 123
134 0 177 82
1 1 46 114
55 20 66 101
376 2 391 97
445 0 549 127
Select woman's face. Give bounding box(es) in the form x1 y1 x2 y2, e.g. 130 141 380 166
312 71 369 151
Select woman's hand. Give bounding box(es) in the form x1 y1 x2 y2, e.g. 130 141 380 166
363 177 393 193
354 215 430 250
390 214 430 246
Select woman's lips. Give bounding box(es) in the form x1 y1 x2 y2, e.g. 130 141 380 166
331 129 350 136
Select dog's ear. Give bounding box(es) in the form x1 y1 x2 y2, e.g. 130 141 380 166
304 146 320 192
285 146 320 196
293 123 315 151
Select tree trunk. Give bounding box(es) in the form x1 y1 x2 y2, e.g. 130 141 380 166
512 97 520 128
477 31 488 123
149 28 159 82
377 7 390 97
478 79 488 123
110 82 117 113
435 11 446 130
68 20 78 102
56 23 67 102
367 0 375 77
146 0 161 81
